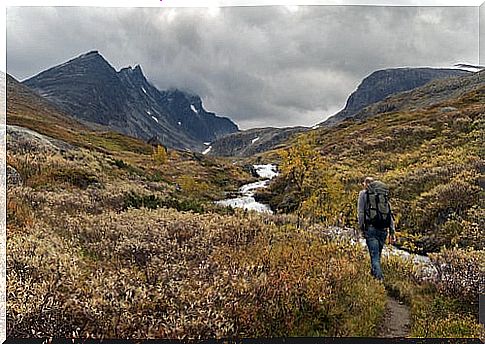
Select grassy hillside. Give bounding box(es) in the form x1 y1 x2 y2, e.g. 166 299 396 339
7 75 388 338
6 73 484 339
251 73 484 340
260 73 484 254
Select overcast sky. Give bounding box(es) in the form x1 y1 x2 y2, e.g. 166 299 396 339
6 6 479 129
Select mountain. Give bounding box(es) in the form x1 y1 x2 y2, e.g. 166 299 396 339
322 67 471 126
22 51 238 151
7 73 154 155
351 70 484 122
205 126 308 157
260 70 484 253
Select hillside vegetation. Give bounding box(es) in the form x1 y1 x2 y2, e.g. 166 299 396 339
6 71 484 339
252 72 484 339
7 129 387 339
7 74 388 338
259 73 484 254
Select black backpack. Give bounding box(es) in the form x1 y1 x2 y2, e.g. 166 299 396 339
365 181 392 229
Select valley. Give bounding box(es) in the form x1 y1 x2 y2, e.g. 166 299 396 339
5 60 484 339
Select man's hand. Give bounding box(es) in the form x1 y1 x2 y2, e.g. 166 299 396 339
388 234 396 244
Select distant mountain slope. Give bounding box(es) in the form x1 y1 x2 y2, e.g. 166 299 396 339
23 51 238 151
206 127 308 157
7 73 153 155
262 70 484 253
351 70 483 122
323 67 471 126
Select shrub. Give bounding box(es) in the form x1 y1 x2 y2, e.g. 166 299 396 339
8 207 387 338
51 167 100 189
112 159 129 169
124 192 164 210
153 145 168 164
7 193 34 230
429 248 485 303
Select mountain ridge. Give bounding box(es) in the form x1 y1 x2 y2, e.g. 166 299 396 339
322 67 471 126
23 51 238 151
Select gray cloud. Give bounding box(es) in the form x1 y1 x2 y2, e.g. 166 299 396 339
7 6 479 129
481 3 485 65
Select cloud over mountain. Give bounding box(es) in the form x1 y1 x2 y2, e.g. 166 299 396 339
7 6 478 128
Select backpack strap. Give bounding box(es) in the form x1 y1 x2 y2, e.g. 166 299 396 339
364 190 370 227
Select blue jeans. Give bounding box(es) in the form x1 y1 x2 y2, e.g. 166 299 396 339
364 225 388 280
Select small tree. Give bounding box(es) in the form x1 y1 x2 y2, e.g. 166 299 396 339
152 145 168 164
299 168 346 226
279 136 347 227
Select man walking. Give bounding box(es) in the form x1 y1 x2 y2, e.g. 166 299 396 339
358 177 396 281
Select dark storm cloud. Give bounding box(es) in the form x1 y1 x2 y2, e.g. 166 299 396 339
7 6 478 128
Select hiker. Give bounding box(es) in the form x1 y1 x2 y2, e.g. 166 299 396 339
358 177 396 281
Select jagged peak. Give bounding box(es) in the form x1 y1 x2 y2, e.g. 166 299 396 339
118 64 146 82
83 50 100 56
23 50 114 82
165 87 200 100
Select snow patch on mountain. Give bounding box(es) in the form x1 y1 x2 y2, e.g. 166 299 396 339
202 146 212 155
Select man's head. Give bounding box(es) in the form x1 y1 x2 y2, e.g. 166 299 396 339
362 177 374 189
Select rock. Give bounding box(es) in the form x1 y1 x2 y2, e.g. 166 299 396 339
147 135 163 147
440 106 458 112
7 165 22 188
243 164 259 178
7 125 74 154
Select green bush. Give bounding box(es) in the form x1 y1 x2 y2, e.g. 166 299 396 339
123 192 163 210
123 192 206 213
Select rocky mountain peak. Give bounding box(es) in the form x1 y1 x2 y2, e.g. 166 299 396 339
118 64 148 86
22 50 239 150
65 50 112 69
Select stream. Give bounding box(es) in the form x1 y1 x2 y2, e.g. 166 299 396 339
215 164 278 214
216 164 438 280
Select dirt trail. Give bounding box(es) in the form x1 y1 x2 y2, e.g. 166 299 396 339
378 296 411 338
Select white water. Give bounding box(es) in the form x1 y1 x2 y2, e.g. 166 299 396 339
216 164 278 214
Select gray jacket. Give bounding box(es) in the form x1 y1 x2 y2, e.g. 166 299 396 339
357 190 395 235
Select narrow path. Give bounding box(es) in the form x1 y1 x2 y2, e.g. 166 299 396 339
378 296 411 338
